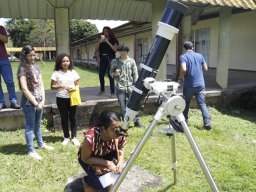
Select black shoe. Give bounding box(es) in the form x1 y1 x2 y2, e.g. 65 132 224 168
10 102 21 109
0 103 6 110
134 122 145 129
204 124 212 130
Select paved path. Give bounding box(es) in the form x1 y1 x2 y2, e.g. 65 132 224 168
65 166 162 192
2 68 256 106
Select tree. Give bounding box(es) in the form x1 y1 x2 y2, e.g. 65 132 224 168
70 19 98 42
5 18 34 47
29 19 55 47
5 18 98 47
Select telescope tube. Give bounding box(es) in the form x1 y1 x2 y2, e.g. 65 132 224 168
122 0 188 130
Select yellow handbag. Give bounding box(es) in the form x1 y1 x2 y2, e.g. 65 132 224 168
70 88 82 106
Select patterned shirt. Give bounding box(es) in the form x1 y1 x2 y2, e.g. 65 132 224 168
18 64 43 99
0 26 8 59
80 127 126 158
110 56 138 91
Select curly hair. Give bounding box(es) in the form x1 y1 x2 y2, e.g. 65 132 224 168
18 45 36 92
54 53 73 71
102 26 118 42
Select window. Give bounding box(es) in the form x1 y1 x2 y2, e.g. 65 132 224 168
77 49 81 59
136 38 148 64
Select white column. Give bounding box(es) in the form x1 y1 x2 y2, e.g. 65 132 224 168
152 0 167 81
49 51 52 60
55 8 70 55
216 7 232 89
182 16 192 41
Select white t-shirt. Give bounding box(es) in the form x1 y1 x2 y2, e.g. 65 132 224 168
51 70 80 98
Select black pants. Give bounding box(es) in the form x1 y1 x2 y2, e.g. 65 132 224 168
56 97 78 138
99 55 115 94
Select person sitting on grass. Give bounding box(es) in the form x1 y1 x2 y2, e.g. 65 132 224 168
78 110 127 192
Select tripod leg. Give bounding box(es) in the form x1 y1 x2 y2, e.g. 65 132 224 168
111 119 159 192
176 114 219 192
170 134 177 184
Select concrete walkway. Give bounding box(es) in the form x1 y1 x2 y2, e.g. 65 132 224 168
2 68 256 106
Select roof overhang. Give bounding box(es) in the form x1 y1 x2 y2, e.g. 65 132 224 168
0 0 255 23
0 0 152 22
179 0 256 10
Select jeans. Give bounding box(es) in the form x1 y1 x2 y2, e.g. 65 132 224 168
183 86 211 125
21 95 44 152
99 55 115 94
0 58 17 104
116 88 140 124
56 97 78 138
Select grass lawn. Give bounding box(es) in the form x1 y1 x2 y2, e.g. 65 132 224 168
0 106 255 191
2 61 109 93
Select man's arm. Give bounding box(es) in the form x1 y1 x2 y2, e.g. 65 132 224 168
203 63 208 71
177 63 186 84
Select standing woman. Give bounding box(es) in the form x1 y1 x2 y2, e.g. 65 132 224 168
51 53 81 146
96 26 119 97
18 45 54 160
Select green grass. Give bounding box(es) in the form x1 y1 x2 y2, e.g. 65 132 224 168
0 106 255 191
2 61 109 93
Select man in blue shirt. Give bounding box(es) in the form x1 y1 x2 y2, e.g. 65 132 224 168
0 25 20 110
178 41 211 130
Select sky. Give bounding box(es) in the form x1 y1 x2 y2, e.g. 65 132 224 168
0 18 128 31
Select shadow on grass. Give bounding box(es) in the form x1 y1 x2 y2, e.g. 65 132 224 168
0 143 27 155
156 183 175 192
43 135 63 144
214 104 256 124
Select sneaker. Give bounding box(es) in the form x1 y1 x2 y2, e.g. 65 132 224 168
39 143 54 150
28 151 42 160
0 103 6 110
71 137 81 146
97 91 105 95
10 102 21 109
204 124 212 130
62 138 70 145
134 122 145 128
110 94 115 98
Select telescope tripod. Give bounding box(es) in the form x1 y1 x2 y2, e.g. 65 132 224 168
111 94 219 192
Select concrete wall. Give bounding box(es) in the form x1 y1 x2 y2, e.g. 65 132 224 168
70 10 256 81
1 88 255 131
192 11 256 71
230 11 256 71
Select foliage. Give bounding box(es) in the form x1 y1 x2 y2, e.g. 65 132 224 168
29 19 55 47
5 18 34 47
70 19 98 42
5 18 98 48
0 107 255 191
